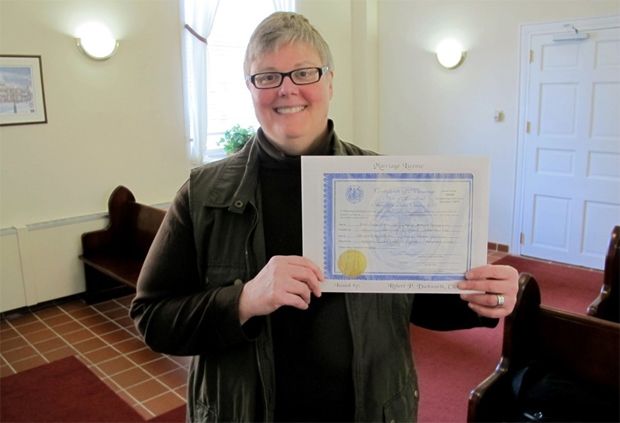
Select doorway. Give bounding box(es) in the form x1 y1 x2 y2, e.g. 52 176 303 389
513 15 620 270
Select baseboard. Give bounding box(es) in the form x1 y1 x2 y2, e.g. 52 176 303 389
487 242 509 253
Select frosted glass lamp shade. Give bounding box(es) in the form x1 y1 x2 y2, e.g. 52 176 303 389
436 39 465 69
76 23 118 60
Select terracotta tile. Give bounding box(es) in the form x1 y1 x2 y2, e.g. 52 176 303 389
1 335 27 352
99 328 133 345
131 403 155 420
114 316 135 328
33 336 68 353
125 326 140 337
158 368 188 389
53 320 85 335
44 313 74 328
0 363 16 377
115 295 135 308
141 357 181 377
15 320 46 334
126 347 164 365
83 346 120 364
22 328 56 344
88 363 107 380
72 337 107 354
110 367 151 389
78 314 110 327
169 355 192 368
62 328 94 344
11 355 47 372
7 314 39 327
113 338 146 354
97 355 134 376
0 326 19 340
34 306 63 319
42 346 76 362
89 321 121 336
59 301 90 313
174 385 187 400
102 307 131 320
68 307 100 320
126 378 169 402
143 391 185 416
100 376 122 393
2 345 38 363
93 301 123 313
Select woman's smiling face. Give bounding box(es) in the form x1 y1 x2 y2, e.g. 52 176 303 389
247 41 333 155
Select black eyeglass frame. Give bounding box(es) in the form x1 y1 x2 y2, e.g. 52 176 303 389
246 66 329 89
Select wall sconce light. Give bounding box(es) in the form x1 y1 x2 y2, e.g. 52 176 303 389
436 39 465 69
76 23 118 60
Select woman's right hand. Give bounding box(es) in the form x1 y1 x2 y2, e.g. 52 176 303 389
238 255 324 324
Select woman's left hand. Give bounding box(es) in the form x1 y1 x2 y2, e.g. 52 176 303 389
457 264 519 318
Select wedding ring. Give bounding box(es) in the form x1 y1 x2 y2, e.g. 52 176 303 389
496 294 505 308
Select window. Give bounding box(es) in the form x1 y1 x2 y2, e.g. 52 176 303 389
182 0 295 163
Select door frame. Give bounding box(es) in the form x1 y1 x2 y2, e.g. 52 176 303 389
511 14 620 257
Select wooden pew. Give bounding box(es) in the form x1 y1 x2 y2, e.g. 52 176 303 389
79 186 166 303
468 273 620 422
587 225 619 323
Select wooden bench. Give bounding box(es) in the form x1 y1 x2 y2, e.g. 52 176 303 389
587 225 619 323
468 273 620 422
79 186 166 304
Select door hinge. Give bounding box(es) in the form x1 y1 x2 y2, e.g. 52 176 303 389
520 232 525 245
529 49 534 63
526 121 531 133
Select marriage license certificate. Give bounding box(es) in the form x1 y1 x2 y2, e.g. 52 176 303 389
301 156 489 293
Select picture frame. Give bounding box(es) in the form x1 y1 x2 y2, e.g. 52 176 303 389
0 55 48 126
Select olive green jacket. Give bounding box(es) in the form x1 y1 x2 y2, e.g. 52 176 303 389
130 131 492 422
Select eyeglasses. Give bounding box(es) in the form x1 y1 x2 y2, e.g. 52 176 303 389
246 66 329 89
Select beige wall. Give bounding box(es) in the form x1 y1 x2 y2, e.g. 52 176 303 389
0 0 189 227
379 0 620 246
1 0 618 310
0 0 189 310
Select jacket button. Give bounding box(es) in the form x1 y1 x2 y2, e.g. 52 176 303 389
389 420 395 423
233 200 244 208
414 389 419 398
233 278 243 285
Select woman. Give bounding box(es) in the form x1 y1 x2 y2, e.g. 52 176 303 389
130 12 518 422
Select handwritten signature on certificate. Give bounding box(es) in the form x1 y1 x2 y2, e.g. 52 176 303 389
302 156 489 293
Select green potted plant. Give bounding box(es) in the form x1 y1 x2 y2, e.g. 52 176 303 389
218 124 255 155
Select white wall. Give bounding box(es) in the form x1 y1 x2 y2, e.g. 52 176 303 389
379 0 620 246
3 0 618 311
0 0 189 311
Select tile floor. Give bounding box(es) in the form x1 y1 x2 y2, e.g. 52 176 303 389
0 250 508 419
0 294 188 420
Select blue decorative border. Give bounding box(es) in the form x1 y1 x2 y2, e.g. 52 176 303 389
323 173 474 281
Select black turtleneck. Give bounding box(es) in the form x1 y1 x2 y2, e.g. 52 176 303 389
257 127 354 422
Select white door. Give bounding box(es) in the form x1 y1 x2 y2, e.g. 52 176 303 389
517 17 620 269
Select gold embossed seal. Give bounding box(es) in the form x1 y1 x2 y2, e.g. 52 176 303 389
337 249 367 277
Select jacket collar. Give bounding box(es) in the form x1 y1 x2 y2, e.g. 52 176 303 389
202 119 345 213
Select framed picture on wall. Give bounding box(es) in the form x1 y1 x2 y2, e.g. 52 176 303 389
0 55 48 126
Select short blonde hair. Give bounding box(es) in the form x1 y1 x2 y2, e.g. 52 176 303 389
243 12 334 75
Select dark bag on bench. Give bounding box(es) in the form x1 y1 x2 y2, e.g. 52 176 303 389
511 362 620 422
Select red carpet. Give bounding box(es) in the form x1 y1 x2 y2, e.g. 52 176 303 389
0 356 145 422
413 255 603 422
148 406 185 422
493 255 602 313
0 355 186 423
1 256 602 423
